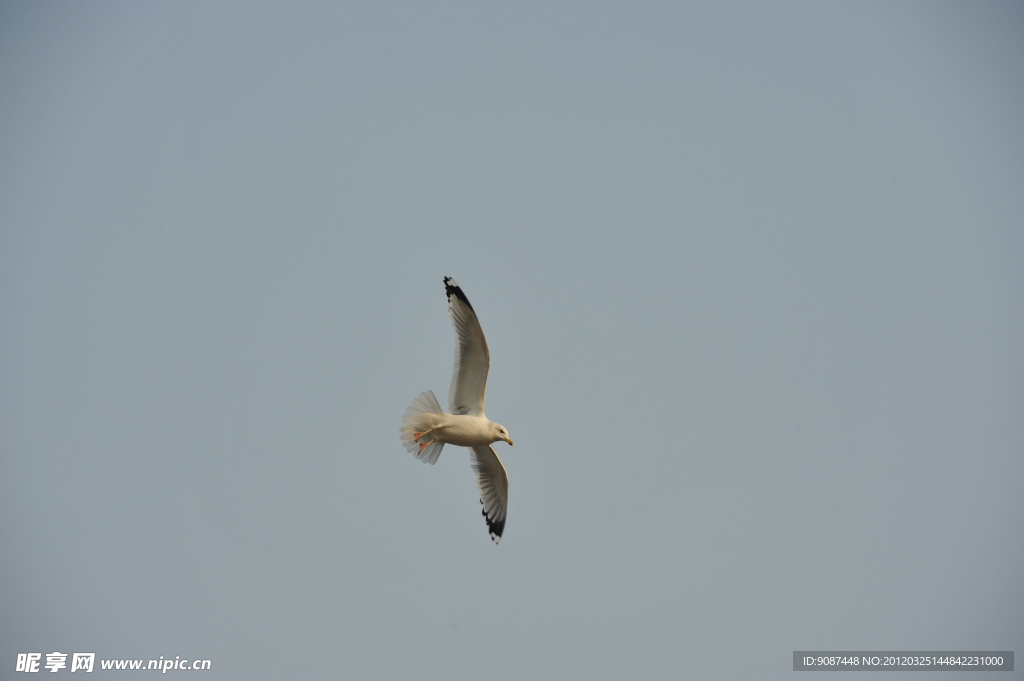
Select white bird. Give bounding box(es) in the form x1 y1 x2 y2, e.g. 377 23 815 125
400 277 514 543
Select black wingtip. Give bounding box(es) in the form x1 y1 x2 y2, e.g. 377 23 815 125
481 502 505 544
443 276 475 311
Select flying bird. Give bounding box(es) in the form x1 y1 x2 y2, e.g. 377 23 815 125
400 277 514 543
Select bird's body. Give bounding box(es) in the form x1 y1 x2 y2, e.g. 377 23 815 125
411 413 506 449
399 277 514 543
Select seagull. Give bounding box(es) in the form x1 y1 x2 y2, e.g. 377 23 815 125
400 277 514 543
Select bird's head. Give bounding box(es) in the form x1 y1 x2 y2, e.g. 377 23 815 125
492 423 514 447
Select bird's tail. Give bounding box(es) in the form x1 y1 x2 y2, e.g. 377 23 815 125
399 390 446 464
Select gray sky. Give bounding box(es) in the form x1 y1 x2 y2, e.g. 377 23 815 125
2 2 1022 679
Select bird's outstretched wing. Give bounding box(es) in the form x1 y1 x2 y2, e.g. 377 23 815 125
444 277 490 416
470 445 509 543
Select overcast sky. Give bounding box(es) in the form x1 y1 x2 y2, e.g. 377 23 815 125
2 2 1022 679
